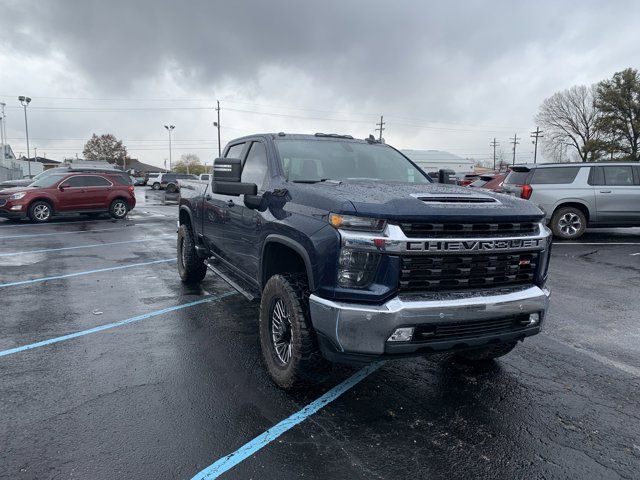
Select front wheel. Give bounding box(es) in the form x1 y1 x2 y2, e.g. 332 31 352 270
29 201 53 223
177 224 207 283
166 183 178 193
151 182 160 190
259 274 328 389
551 207 587 239
109 199 129 219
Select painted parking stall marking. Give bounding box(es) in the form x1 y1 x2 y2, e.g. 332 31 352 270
0 258 176 288
0 222 164 240
0 292 237 357
191 361 385 480
0 235 174 257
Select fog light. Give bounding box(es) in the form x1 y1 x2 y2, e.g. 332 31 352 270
388 327 414 342
10 205 22 211
528 313 540 325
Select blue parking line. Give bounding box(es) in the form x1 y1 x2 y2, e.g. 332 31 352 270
191 361 384 480
0 258 176 288
0 236 174 257
0 292 236 357
0 223 162 240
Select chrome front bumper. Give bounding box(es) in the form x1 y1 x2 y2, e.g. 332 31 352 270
309 285 551 356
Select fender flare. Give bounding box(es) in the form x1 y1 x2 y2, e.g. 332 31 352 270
261 234 316 291
178 205 195 231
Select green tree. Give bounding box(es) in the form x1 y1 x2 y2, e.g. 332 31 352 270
83 134 129 166
594 68 640 161
174 153 209 175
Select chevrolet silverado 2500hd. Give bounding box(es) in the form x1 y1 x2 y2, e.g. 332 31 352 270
177 133 552 389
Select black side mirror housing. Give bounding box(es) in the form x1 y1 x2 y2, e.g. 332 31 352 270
438 169 456 184
212 157 258 196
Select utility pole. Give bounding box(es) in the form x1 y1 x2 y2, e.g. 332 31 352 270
164 124 175 171
530 127 544 164
375 115 385 142
18 96 32 176
214 100 221 157
0 102 5 161
510 133 521 166
490 138 499 171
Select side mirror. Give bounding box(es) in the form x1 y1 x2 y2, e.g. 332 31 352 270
212 157 258 196
438 169 456 184
58 184 66 191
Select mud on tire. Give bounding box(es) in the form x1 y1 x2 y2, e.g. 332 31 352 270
177 224 207 283
259 274 329 389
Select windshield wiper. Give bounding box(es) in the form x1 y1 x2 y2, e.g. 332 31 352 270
290 178 340 184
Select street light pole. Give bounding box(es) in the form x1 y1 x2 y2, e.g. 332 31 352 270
18 96 32 176
214 100 221 157
0 102 5 161
164 124 175 171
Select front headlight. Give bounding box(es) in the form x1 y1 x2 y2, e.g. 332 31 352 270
9 192 27 200
329 213 386 232
337 249 381 288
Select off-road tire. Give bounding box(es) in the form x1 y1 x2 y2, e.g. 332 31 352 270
259 274 329 389
166 183 178 193
109 199 129 219
152 182 161 190
28 200 53 223
550 206 587 240
454 342 517 362
177 224 207 283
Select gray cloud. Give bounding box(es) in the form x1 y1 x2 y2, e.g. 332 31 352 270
1 0 639 165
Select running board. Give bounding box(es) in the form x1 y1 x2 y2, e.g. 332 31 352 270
205 260 256 301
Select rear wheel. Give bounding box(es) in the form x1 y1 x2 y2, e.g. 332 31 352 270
28 201 52 223
551 206 587 239
259 274 328 389
109 199 128 219
151 182 160 190
177 224 207 283
454 342 517 362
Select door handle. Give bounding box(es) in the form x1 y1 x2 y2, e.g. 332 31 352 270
226 200 235 207
599 190 612 193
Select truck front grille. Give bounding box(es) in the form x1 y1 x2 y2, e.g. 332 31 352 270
399 222 538 238
400 252 538 291
412 314 532 342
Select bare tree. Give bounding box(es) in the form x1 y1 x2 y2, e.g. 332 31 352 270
535 85 602 162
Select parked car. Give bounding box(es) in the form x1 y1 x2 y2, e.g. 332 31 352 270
161 173 198 193
502 163 640 239
0 171 136 223
178 133 551 389
457 173 480 186
147 172 164 190
468 173 507 192
0 165 130 191
132 175 146 186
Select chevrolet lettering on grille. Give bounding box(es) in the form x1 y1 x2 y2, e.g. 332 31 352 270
407 238 543 252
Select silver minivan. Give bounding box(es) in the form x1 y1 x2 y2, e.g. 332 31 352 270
503 163 640 239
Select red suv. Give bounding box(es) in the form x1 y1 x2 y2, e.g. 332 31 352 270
0 171 136 223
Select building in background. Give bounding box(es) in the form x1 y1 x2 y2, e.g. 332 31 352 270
401 149 475 175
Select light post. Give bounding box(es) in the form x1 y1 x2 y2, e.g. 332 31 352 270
0 102 6 161
18 96 32 176
164 124 175 171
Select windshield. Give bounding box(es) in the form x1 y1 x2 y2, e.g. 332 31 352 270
275 140 432 184
30 173 68 188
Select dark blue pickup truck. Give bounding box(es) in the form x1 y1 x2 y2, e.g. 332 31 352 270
178 133 552 389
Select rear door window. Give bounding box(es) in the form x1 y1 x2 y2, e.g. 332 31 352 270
530 167 580 184
83 175 111 186
603 166 634 186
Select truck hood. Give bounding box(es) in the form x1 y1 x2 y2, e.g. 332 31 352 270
289 181 544 223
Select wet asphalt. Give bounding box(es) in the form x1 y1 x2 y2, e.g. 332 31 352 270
1 187 639 480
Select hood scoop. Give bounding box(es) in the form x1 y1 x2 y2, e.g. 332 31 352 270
410 192 499 204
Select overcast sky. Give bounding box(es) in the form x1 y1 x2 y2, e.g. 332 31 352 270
1 0 639 168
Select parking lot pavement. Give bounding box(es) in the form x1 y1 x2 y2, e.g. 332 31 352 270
1 204 639 480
